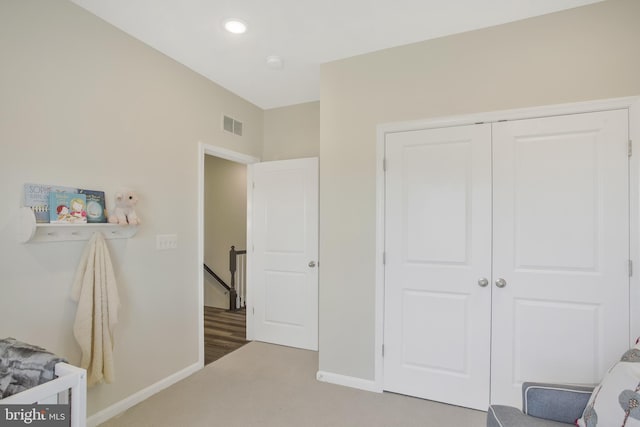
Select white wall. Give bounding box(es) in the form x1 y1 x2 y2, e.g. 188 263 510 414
0 0 262 417
319 0 640 381
204 156 247 308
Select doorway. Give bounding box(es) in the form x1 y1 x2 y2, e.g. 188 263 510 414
198 143 259 366
203 155 248 364
198 144 320 365
203 155 247 311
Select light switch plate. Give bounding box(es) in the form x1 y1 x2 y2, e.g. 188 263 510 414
156 234 178 250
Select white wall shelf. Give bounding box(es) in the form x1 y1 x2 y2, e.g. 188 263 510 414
18 207 138 243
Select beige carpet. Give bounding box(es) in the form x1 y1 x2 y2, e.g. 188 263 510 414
100 342 487 427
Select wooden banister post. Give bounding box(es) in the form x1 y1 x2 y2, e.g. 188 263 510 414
229 246 237 311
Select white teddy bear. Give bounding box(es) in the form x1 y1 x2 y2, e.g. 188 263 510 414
108 191 140 225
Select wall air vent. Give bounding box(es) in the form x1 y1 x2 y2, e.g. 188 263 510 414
223 115 243 137
233 120 243 136
223 115 234 133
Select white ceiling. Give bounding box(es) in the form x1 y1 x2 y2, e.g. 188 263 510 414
70 0 603 110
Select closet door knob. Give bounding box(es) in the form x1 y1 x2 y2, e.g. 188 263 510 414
478 278 489 287
495 278 507 288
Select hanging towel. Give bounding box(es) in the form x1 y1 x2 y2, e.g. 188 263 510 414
71 232 119 387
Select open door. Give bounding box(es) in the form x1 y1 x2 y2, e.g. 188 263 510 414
249 157 318 351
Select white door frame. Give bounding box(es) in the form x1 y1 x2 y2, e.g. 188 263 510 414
374 96 640 392
198 142 260 367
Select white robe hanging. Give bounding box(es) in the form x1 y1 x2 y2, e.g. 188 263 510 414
71 232 119 387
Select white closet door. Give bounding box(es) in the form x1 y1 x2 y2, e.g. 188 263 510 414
491 110 630 407
383 124 492 410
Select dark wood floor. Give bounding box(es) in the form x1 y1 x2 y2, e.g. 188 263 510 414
204 306 249 365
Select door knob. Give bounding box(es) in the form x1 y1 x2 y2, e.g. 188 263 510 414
308 261 317 268
495 278 507 288
478 278 489 287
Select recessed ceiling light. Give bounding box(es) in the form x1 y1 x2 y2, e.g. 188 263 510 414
223 19 247 34
266 55 284 70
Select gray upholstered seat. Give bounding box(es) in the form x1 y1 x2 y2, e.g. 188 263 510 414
487 382 594 427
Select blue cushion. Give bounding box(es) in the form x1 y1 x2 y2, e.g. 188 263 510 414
487 382 594 426
523 383 594 424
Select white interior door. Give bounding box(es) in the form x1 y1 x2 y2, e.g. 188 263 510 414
251 157 318 351
491 110 630 407
383 124 492 410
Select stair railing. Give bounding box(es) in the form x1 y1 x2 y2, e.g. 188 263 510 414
203 263 231 292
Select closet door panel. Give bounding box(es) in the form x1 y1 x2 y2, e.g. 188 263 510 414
490 110 629 407
383 124 492 410
512 133 598 270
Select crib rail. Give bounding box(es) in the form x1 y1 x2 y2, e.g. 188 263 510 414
1 363 87 427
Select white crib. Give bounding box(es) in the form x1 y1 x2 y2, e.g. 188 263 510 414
1 362 87 427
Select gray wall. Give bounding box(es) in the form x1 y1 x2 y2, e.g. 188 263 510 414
0 0 262 417
319 0 640 380
263 102 320 161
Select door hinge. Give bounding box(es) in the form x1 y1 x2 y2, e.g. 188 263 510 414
252 306 255 315
382 158 387 172
629 260 633 277
252 181 256 189
382 252 386 265
629 140 633 157
382 344 385 357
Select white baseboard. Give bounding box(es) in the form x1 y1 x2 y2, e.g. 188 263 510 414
87 361 203 427
316 370 382 393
